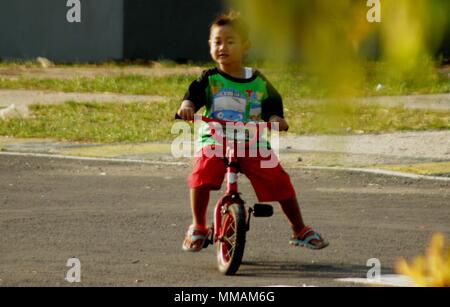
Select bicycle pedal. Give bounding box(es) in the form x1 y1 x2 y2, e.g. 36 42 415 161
203 228 214 248
203 240 212 249
252 204 273 217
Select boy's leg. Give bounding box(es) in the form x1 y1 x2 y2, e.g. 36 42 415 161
280 196 328 249
279 197 306 236
190 186 211 229
183 145 227 251
184 146 227 251
239 152 327 249
182 186 211 252
188 147 226 229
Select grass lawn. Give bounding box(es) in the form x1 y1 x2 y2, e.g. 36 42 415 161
0 75 194 98
0 62 448 143
0 101 448 143
0 62 448 99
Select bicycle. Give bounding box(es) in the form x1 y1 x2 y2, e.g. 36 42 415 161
193 115 275 275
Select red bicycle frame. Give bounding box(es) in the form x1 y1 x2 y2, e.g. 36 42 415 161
195 115 272 243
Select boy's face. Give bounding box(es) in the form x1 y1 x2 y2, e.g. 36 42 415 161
209 25 249 67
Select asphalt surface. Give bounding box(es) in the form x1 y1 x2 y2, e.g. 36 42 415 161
0 155 449 287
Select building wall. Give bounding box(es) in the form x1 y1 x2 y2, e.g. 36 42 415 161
0 0 224 63
123 0 224 62
3 1 441 63
0 0 124 62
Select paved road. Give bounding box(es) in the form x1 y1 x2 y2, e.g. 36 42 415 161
0 155 449 287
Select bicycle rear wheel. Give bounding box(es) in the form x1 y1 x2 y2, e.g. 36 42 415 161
216 203 246 275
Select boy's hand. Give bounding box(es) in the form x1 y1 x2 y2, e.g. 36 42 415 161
269 115 289 132
177 100 195 121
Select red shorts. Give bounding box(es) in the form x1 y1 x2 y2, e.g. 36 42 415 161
188 146 296 202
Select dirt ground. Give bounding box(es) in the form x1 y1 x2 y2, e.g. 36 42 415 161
0 89 167 108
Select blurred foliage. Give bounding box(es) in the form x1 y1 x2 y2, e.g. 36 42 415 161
396 233 450 287
227 0 449 130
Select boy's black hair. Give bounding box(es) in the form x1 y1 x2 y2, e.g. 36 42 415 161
210 11 249 42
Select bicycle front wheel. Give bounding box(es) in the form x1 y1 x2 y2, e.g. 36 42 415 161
216 203 246 275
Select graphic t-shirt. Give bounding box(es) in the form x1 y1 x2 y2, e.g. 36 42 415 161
183 68 284 149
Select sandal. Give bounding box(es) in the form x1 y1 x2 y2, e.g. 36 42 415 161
182 225 210 252
289 226 329 250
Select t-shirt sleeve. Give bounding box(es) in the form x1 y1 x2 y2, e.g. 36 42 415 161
182 70 209 112
261 78 284 122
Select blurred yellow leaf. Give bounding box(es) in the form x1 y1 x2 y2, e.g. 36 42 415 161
396 233 450 287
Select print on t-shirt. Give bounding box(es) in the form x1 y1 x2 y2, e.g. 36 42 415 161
210 88 247 122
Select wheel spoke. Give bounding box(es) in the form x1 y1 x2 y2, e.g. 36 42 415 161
224 214 236 235
218 204 245 273
229 221 236 233
221 213 238 261
225 244 235 259
223 234 236 246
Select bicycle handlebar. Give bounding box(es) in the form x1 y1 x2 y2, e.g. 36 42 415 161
197 115 272 128
175 114 273 129
175 114 273 148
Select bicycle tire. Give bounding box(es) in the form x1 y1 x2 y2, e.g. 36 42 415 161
216 203 246 275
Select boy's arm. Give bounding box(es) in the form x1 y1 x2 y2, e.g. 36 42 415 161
259 72 289 131
176 69 210 121
269 115 289 132
177 100 195 121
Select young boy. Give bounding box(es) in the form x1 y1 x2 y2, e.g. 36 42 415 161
176 12 328 252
